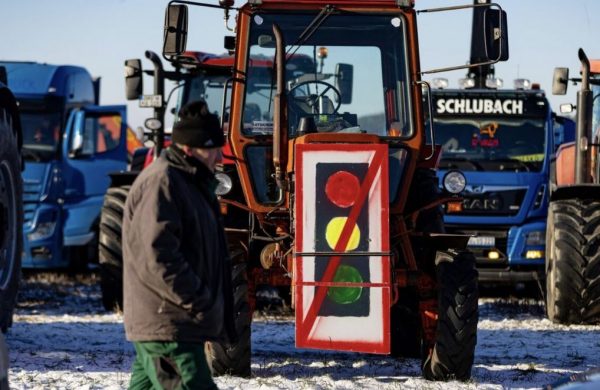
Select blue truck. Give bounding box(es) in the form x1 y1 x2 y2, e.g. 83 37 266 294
432 84 574 285
0 61 128 268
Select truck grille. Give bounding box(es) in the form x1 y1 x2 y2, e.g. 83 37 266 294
450 189 527 216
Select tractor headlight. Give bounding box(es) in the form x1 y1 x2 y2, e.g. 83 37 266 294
215 172 233 196
443 170 466 194
28 221 57 241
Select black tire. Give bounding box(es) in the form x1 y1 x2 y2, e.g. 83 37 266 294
546 199 600 324
390 169 444 358
423 251 478 381
98 185 130 312
0 108 22 333
205 261 252 378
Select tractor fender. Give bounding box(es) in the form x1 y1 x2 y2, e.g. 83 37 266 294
549 184 600 202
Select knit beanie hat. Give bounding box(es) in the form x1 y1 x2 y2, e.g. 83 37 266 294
172 101 225 148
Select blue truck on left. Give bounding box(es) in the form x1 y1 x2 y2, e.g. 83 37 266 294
0 61 128 268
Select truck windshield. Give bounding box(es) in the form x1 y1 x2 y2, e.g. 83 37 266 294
436 118 546 172
244 12 412 138
20 111 62 162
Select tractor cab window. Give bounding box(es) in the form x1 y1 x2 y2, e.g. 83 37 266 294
243 12 412 138
182 74 230 124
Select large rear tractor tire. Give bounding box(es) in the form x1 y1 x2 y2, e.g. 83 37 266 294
0 110 22 333
205 260 252 378
423 251 478 381
98 185 130 312
546 199 600 324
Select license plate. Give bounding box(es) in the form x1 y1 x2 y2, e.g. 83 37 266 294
468 236 495 247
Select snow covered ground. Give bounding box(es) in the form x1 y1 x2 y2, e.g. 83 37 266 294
5 273 600 389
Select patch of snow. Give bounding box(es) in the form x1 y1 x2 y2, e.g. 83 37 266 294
5 274 600 389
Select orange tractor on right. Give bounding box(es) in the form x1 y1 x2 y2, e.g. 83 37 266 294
547 49 600 325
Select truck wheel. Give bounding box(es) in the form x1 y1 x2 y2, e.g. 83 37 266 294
0 111 22 333
423 251 478 381
98 185 130 312
205 261 252 378
546 199 600 324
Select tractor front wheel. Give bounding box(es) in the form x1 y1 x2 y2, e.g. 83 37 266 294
546 199 600 324
422 250 478 381
205 260 252 378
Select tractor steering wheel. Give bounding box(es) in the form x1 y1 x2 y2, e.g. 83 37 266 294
288 80 342 115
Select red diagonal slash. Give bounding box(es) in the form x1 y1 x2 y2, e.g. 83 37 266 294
298 149 385 343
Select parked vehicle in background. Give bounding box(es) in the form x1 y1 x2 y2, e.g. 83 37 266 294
98 49 234 311
433 84 574 287
545 49 600 325
431 0 575 291
0 61 128 269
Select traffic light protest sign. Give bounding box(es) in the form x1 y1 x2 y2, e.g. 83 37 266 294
294 143 390 354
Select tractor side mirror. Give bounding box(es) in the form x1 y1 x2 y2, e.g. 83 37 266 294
335 63 353 104
163 5 188 57
482 8 509 62
553 67 569 95
124 59 143 101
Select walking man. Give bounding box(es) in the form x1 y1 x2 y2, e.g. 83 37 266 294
123 101 236 389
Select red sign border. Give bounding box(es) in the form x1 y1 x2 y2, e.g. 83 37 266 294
294 143 390 354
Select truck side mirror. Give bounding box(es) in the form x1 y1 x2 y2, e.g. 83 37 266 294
69 117 85 158
125 59 143 101
482 8 509 62
163 5 188 57
335 63 353 104
552 67 569 95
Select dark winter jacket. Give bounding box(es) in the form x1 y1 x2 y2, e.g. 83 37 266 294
122 145 236 343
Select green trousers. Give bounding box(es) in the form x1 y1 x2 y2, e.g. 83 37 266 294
129 341 217 390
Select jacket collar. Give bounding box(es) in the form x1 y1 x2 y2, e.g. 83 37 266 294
165 145 217 193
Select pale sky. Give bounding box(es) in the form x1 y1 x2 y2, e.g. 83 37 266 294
1 0 598 128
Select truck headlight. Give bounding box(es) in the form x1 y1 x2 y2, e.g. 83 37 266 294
443 170 466 194
27 221 57 241
526 230 545 246
215 172 233 196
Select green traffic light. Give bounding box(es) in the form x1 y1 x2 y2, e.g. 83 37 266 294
327 264 363 304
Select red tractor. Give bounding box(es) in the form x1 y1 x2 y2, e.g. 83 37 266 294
103 0 510 381
546 49 600 325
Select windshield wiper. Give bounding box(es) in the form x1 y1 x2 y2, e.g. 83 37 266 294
440 156 485 171
286 5 335 58
489 158 532 172
21 149 42 162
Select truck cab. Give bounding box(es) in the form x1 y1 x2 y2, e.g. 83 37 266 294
1 62 128 268
432 83 574 285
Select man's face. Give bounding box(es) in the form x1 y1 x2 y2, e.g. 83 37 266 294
185 146 223 173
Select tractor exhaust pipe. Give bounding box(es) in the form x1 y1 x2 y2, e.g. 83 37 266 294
145 50 166 158
575 48 593 184
272 24 288 199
